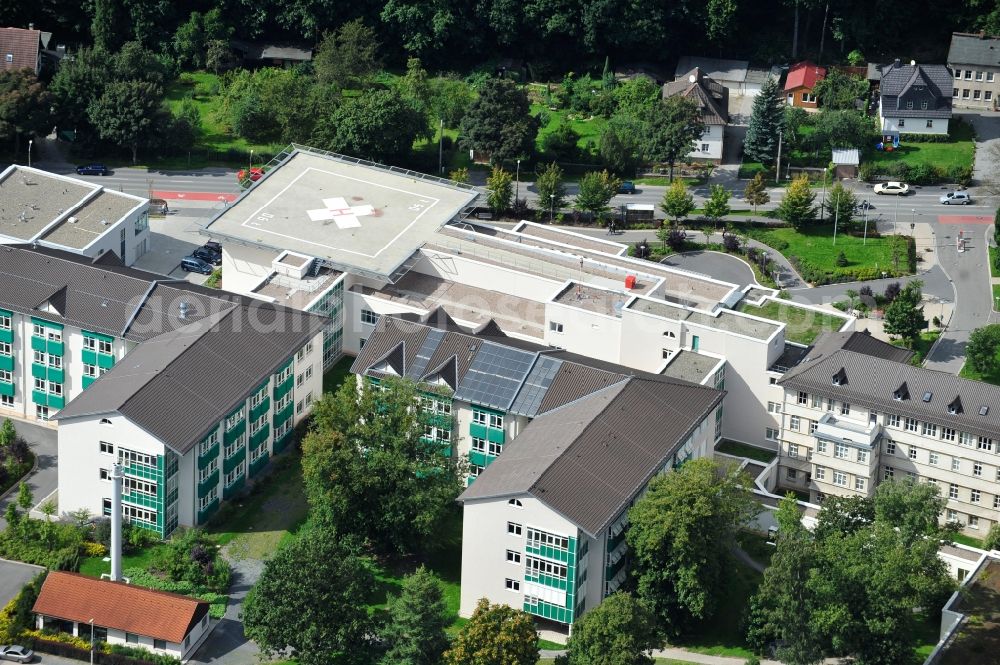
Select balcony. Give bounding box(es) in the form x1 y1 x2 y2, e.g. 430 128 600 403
249 452 270 476
223 447 246 474
0 355 12 372
198 470 219 498
250 423 270 448
250 396 271 422
223 420 246 445
814 412 880 447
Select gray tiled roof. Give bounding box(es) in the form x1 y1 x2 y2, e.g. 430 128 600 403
879 62 953 119
948 32 1000 68
459 376 724 535
663 69 729 125
674 56 748 83
781 333 1000 440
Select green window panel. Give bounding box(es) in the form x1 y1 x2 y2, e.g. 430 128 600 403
0 328 12 344
30 336 46 353
606 555 627 581
82 376 95 389
223 448 246 475
223 476 245 499
223 420 246 445
608 529 626 552
250 396 271 422
97 354 115 370
123 493 158 509
81 349 97 365
48 394 65 410
470 423 487 439
273 403 293 428
84 330 114 343
31 317 64 330
197 498 220 524
250 424 270 447
428 412 453 429
47 367 64 383
273 379 293 402
197 443 220 470
249 452 270 476
487 427 505 444
31 389 47 406
31 363 47 380
469 450 488 467
273 429 292 454
0 355 12 372
47 340 64 356
0 382 13 397
198 470 220 498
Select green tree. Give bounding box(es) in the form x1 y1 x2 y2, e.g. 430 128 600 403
626 458 758 636
966 324 1000 376
379 566 450 665
205 40 239 75
313 19 381 89
813 110 875 151
746 495 824 665
0 418 16 448
565 592 660 665
87 79 164 164
443 598 538 665
706 0 739 44
91 0 122 52
16 482 32 512
643 96 704 181
812 70 868 110
874 478 954 544
660 179 694 224
486 166 514 215
449 167 470 184
242 528 374 665
430 76 474 128
612 77 660 119
314 90 427 163
398 57 433 116
535 162 567 212
172 9 229 69
49 47 111 134
0 69 52 153
381 0 459 57
775 176 816 229
300 378 462 555
703 184 731 226
574 170 621 221
782 106 810 153
460 78 538 165
883 280 926 345
984 523 1000 550
743 76 784 166
599 115 644 176
827 182 857 231
743 173 770 214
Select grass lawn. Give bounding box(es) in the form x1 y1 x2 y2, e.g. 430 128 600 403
78 541 171 578
530 103 607 156
866 119 975 172
716 440 777 463
990 246 999 278
540 661 700 665
323 355 356 395
952 533 984 549
671 557 760 659
993 282 1000 309
749 225 912 281
959 333 1000 385
893 330 940 366
738 300 849 345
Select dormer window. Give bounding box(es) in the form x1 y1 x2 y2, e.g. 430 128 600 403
893 382 909 401
832 368 847 386
948 396 963 415
921 101 928 110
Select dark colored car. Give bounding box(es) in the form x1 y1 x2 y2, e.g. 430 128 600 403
204 240 222 254
0 645 34 663
181 256 214 275
192 247 222 265
619 181 637 194
76 164 109 176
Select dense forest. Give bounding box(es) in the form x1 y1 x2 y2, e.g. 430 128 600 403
5 0 1000 73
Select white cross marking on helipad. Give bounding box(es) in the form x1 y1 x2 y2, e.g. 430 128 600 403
306 196 375 229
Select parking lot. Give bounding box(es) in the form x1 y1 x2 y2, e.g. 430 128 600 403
133 200 225 284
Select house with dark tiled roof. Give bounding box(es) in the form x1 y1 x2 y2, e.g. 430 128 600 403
877 59 953 135
662 68 730 162
352 313 725 627
785 61 826 109
33 571 211 660
0 26 43 74
947 32 1000 109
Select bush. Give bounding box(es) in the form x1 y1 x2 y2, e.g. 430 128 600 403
542 123 581 160
835 251 848 267
82 541 107 557
723 234 741 253
906 236 917 273
858 162 877 182
949 164 973 187
665 229 687 252
124 568 228 619
151 528 230 590
884 281 901 303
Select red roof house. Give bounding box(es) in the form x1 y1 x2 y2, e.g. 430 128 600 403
0 27 42 74
785 61 827 108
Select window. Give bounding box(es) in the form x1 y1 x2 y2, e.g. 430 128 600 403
857 449 868 464
954 87 960 97
943 427 956 442
83 363 97 378
834 443 849 459
809 420 818 434
786 468 798 480
978 437 993 451
507 499 522 508
506 550 522 564
468 463 484 477
471 437 486 453
788 443 799 458
905 418 918 432
816 466 826 480
802 92 816 103
99 468 110 481
817 440 827 454
768 401 781 413
765 428 779 441
974 90 982 100
929 452 939 465
489 413 503 429
971 488 981 503
977 71 985 81
3 54 10 64
840 403 850 415
789 416 800 431
488 441 503 456
970 515 980 529
700 143 710 152
955 69 963 79
526 556 568 579
898 119 905 127
224 462 245 487
947 509 958 521
198 488 218 510
199 459 218 481
909 446 918 460
549 321 564 333
0 394 12 408
100 441 114 455
922 422 937 437
995 495 1000 509
124 477 156 496
833 471 847 487
989 72 996 82
154 640 166 651
855 477 866 491
987 91 994 101
360 309 379 325
507 522 522 536
963 89 971 98
905 101 914 109
199 432 218 455
952 458 961 472
974 462 983 477
888 414 900 428
527 528 570 551
960 432 973 446
884 466 894 480
125 633 138 644
949 483 959 499
921 101 929 110
0 314 9 331
965 71 973 80
797 391 808 405
0 342 10 356
505 579 520 592
811 394 822 408
225 408 245 431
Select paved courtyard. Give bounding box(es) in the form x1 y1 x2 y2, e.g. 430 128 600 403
0 558 44 608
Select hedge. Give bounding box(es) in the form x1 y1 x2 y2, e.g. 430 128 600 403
28 637 180 665
122 568 228 619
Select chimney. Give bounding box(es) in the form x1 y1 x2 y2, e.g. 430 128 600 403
110 463 123 582
28 22 33 30
893 58 901 69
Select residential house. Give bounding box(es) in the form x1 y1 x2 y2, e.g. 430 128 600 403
662 68 729 162
231 40 312 68
947 32 1000 109
878 60 953 135
785 61 826 109
33 571 212 660
777 331 1000 536
0 26 43 74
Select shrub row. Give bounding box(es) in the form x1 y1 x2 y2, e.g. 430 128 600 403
27 637 180 665
859 161 972 186
123 568 228 619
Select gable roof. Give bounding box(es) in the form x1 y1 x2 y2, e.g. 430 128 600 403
459 376 724 535
948 32 1000 68
879 61 953 118
663 68 729 125
0 27 41 72
33 572 209 644
674 56 748 83
785 61 826 91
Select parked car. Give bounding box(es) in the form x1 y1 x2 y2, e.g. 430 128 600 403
618 181 637 194
203 240 222 254
237 167 264 185
873 181 910 195
76 164 109 176
940 191 972 205
192 247 222 265
181 256 214 275
0 645 34 663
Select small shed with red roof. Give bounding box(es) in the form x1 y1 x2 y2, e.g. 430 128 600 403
785 61 827 108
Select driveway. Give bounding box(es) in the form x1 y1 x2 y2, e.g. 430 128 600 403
0 558 44 607
662 250 756 289
188 558 263 665
0 420 57 530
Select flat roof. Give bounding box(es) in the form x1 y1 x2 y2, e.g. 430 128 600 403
552 282 629 317
42 190 141 249
204 149 478 279
661 350 721 383
251 266 342 310
0 166 96 241
628 297 781 340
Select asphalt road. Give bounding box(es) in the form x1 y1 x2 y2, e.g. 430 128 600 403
0 559 44 607
0 420 57 530
661 251 756 289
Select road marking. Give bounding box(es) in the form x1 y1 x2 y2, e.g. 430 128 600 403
153 190 237 202
938 214 992 225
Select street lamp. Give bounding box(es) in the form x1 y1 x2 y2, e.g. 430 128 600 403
89 618 95 665
249 149 254 173
549 194 555 222
28 139 33 168
515 158 521 205
862 200 869 245
911 209 916 235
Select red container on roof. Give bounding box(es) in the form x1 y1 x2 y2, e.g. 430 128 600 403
625 275 637 289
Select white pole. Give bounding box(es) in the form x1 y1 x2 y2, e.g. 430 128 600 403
863 201 868 245
90 618 95 665
110 463 123 582
775 130 783 186
515 158 521 204
28 139 33 168
438 118 444 174
833 199 839 245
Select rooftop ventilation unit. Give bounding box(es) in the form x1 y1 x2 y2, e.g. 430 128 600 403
179 301 190 320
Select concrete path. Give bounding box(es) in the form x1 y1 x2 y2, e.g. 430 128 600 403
0 420 57 530
188 556 264 665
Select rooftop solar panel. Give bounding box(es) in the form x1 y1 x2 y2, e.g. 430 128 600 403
454 341 535 410
408 328 444 380
510 355 563 416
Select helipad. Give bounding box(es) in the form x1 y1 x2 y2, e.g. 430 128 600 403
204 148 478 278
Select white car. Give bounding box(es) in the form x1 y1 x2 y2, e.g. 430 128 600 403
0 645 33 663
940 191 972 205
874 182 910 195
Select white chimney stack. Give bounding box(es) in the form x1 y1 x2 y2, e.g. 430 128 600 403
110 463 123 582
